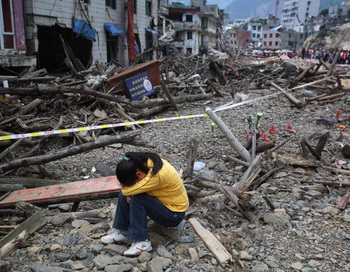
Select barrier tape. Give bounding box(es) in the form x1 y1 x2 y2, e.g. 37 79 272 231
0 92 283 141
0 114 207 141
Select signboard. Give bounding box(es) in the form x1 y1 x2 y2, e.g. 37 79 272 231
125 72 156 101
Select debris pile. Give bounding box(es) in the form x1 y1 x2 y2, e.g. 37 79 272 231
0 50 350 271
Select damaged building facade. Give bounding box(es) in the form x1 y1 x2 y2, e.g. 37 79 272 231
1 0 164 74
163 0 224 56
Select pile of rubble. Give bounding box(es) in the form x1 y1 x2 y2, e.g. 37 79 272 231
0 50 350 271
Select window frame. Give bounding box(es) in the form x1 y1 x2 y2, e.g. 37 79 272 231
187 31 193 40
105 0 116 9
186 14 193 22
146 0 152 16
0 0 15 49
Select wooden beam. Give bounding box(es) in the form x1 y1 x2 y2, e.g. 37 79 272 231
160 79 178 111
234 154 263 192
271 82 303 108
206 107 251 162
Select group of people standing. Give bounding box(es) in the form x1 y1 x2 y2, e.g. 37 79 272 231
301 48 350 64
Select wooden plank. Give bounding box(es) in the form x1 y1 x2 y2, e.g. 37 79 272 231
338 194 350 210
0 212 47 258
0 176 121 207
188 217 232 266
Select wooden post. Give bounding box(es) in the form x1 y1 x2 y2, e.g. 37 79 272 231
326 51 340 77
205 107 251 162
160 79 178 111
183 138 199 180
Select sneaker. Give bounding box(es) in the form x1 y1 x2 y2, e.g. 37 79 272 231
123 240 152 256
101 230 128 244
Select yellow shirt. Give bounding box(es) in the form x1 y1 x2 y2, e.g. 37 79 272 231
121 158 189 212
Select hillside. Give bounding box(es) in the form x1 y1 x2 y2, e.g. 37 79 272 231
304 22 350 50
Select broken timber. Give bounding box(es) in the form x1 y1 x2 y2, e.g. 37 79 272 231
0 211 47 258
188 217 233 266
0 131 144 173
205 107 251 162
131 93 212 108
270 82 303 108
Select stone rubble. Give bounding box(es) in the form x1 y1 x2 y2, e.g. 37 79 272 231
1 89 350 272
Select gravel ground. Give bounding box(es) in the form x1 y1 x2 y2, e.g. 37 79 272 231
1 89 350 272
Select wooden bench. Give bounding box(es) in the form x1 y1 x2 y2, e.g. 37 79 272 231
0 176 121 208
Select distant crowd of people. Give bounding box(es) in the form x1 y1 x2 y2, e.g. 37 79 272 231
247 48 350 64
301 48 350 64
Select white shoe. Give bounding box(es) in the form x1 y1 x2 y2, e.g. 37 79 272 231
123 240 152 256
101 230 128 244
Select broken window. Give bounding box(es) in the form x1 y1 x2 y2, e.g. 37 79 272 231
186 15 193 22
146 0 152 16
144 31 153 61
187 31 193 40
105 0 116 9
106 33 119 64
37 25 92 73
186 47 192 55
0 0 15 49
201 17 208 28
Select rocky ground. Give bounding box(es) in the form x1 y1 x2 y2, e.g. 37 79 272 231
1 86 350 272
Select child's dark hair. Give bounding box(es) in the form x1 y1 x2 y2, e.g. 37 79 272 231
116 152 163 186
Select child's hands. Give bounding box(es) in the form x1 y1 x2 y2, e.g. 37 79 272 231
126 196 131 203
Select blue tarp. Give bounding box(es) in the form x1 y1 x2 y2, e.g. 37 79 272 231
270 25 283 31
104 23 125 36
145 28 159 35
73 19 96 41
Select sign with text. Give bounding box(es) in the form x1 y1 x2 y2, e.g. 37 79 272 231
125 72 156 101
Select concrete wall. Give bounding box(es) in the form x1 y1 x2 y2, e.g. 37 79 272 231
134 0 159 61
183 12 201 54
201 15 217 48
282 0 321 31
247 23 263 41
23 0 128 64
23 0 159 65
262 30 281 50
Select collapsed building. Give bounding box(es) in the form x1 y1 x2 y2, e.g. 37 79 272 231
0 0 224 75
0 0 166 74
159 0 225 57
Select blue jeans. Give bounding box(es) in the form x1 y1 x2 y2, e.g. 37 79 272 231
113 192 185 241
